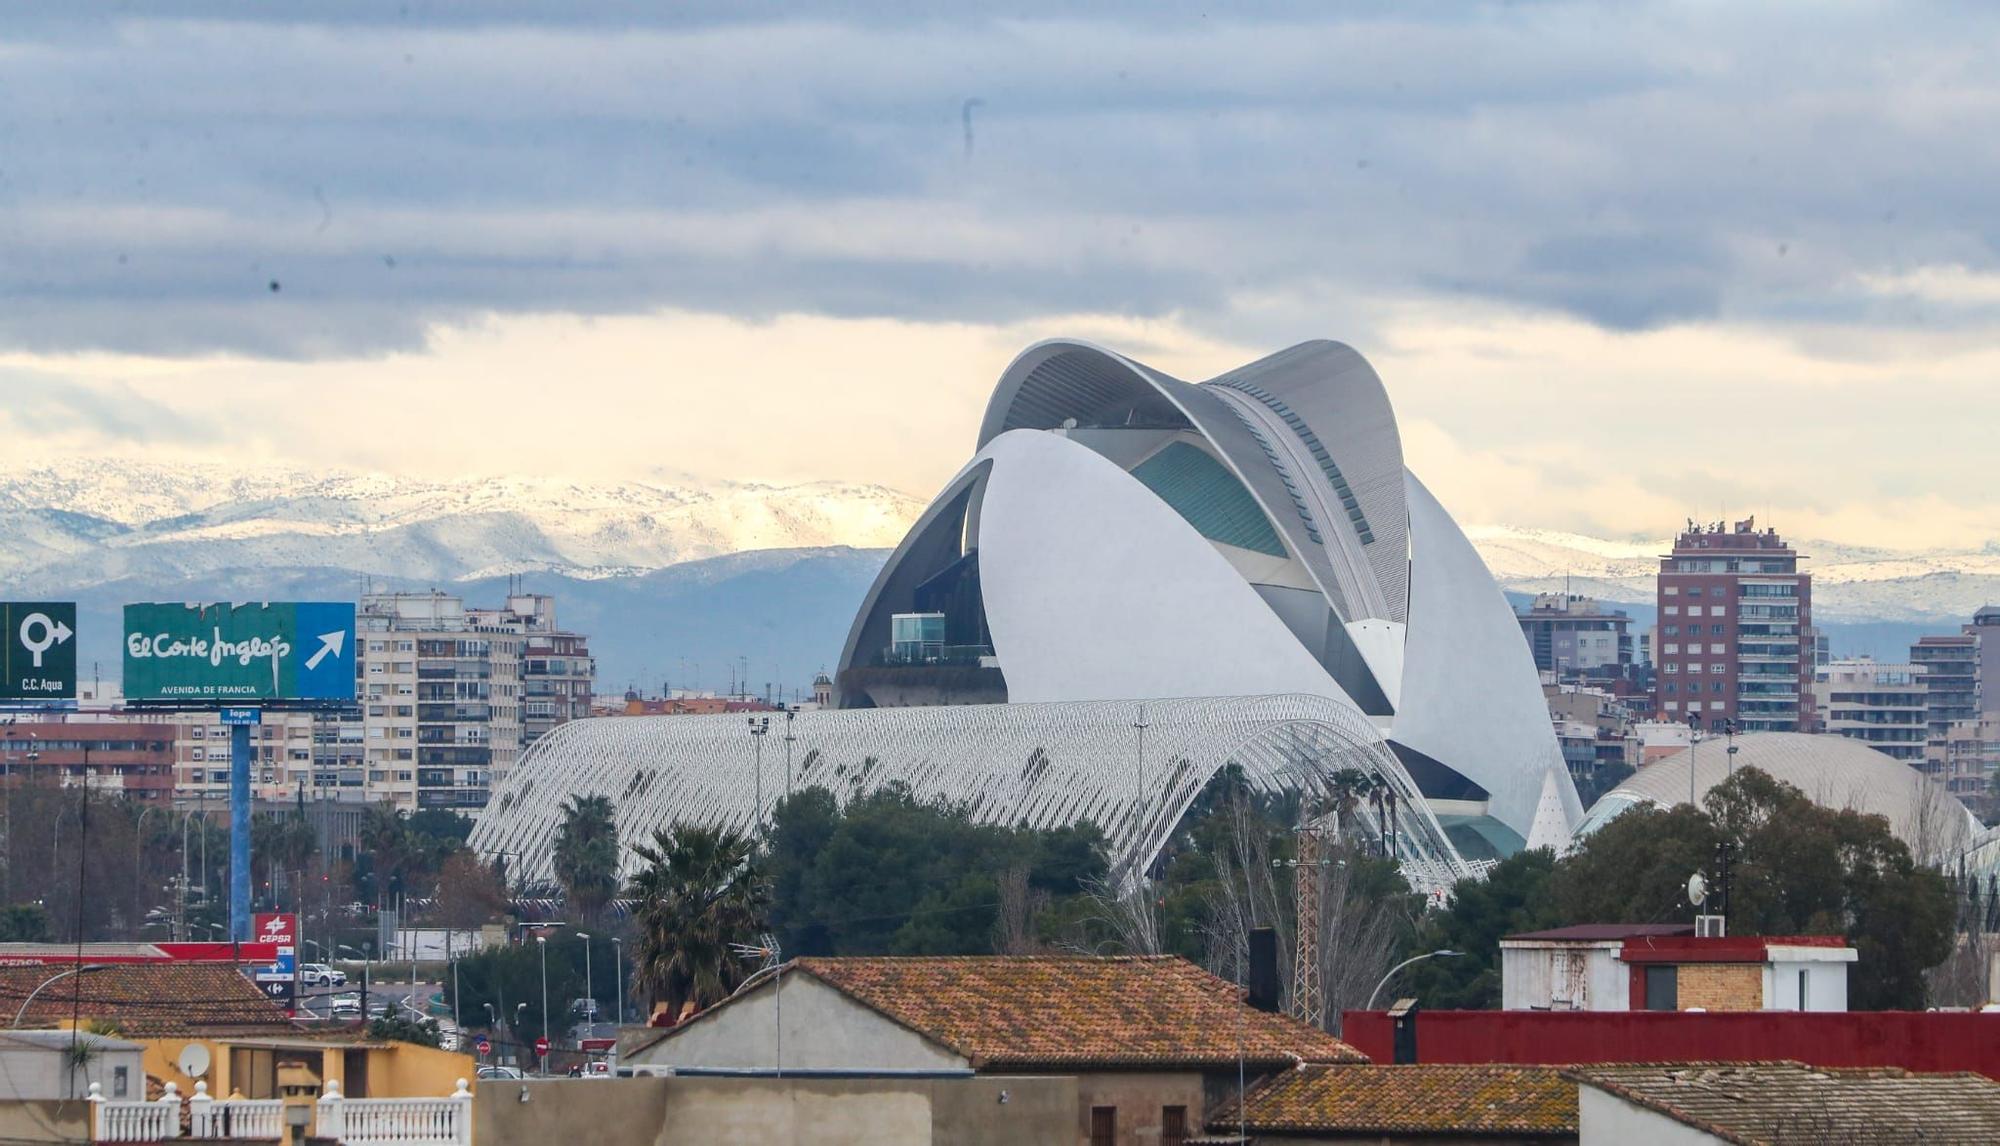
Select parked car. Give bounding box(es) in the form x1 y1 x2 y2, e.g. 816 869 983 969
300 963 348 987
477 1066 524 1081
329 993 362 1017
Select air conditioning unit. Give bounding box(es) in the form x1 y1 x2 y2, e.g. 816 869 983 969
1695 914 1727 938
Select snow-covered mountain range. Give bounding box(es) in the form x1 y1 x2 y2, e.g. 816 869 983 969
0 459 925 592
1 459 1992 688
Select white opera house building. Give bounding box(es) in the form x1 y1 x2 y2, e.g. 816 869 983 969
472 339 1583 895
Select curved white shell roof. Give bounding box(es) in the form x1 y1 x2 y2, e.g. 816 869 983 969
977 429 1344 703
468 694 1478 894
1577 732 1976 862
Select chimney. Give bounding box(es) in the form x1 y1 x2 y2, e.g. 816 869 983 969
1246 927 1280 1012
1389 998 1419 1064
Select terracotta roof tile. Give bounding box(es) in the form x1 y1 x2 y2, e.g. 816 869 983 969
0 963 299 1038
1564 1061 2000 1145
1208 1063 1576 1136
790 955 1366 1070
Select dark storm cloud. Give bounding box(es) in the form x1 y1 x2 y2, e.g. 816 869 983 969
3 3 1999 357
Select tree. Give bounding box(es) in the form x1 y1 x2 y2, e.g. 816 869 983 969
627 824 768 1021
1400 849 1561 1009
552 795 619 923
368 1012 443 1048
433 851 509 932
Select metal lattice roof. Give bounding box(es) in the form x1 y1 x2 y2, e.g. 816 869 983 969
469 694 1476 895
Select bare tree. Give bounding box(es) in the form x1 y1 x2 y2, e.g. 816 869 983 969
993 864 1048 955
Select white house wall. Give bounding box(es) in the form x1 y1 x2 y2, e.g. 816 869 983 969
628 976 968 1074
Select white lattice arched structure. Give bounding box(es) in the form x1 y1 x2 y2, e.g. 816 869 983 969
469 694 1478 896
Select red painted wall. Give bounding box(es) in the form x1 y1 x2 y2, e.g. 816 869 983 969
1342 1010 2000 1080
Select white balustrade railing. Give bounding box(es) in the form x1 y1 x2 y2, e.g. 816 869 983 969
189 1082 284 1140
89 1080 180 1142
317 1078 474 1146
93 1075 473 1144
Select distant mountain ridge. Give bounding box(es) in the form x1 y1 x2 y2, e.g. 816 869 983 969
4 459 1991 690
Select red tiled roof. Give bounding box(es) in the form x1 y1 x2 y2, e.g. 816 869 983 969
1565 1062 2000 1145
0 963 299 1038
787 955 1367 1071
1209 1063 1577 1137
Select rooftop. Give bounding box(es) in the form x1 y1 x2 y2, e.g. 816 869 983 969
1566 1061 2000 1145
0 963 299 1038
1209 1063 1576 1138
1505 923 1695 943
770 956 1367 1071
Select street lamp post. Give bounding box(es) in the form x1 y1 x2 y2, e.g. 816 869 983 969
781 709 796 812
612 937 624 1026
576 932 593 1027
747 717 771 836
1367 950 1464 1011
1687 713 1701 808
535 935 548 1065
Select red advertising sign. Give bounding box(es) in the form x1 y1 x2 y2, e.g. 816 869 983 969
254 913 298 948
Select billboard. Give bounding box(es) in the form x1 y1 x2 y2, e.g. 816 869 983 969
123 602 356 703
0 603 76 704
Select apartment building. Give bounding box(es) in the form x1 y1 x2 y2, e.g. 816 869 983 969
1518 594 1635 678
1654 518 1812 733
467 595 594 750
1813 659 1928 764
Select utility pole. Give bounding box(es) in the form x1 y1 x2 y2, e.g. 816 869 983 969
1290 819 1326 1028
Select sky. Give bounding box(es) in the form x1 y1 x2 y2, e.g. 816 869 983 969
3 3 1998 549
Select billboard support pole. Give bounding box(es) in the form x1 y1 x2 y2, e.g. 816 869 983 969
230 720 252 941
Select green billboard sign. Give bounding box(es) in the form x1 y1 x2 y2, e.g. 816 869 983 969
0 603 77 704
122 602 356 703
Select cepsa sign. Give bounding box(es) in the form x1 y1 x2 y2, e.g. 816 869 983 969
254 913 297 948
123 602 355 702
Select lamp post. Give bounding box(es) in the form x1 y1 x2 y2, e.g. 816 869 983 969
576 932 593 1027
612 937 624 1026
747 717 771 836
1366 950 1463 1011
1725 719 1739 778
1686 713 1701 808
781 709 796 812
535 935 548 1065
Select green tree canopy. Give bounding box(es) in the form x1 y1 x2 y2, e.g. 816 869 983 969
763 784 1107 958
627 823 768 1021
552 795 619 923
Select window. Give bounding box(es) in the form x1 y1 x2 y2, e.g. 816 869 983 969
1645 965 1679 1011
1711 625 1726 636
1664 663 1678 674
1664 682 1677 694
1090 1107 1116 1146
1688 606 1704 617
1709 663 1725 674
1663 586 1679 596
191 748 204 761
1665 606 1680 616
1664 644 1679 655
1687 586 1704 597
1162 1105 1188 1146
1711 681 1724 693
1710 643 1725 654
1665 701 1679 711
1688 663 1702 674
114 1066 130 1098
1664 625 1679 636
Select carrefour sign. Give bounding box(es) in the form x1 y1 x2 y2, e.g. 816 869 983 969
123 603 356 702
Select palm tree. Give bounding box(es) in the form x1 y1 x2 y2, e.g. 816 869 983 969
551 795 619 922
626 824 767 1022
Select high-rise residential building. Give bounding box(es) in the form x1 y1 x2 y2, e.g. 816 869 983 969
1517 594 1634 678
1654 518 1812 733
1813 659 1928 764
0 720 177 801
467 595 594 750
1940 716 1999 807
1910 633 1978 766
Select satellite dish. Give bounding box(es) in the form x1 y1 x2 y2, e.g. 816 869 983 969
1687 872 1709 908
178 1043 211 1079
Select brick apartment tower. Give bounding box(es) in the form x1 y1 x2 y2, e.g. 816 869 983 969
1655 518 1813 732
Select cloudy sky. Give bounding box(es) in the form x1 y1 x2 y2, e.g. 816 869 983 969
3 3 1997 548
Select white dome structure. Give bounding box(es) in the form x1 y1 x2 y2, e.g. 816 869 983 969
1575 732 1977 863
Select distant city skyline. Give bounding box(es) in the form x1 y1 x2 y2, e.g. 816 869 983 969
4 5 1998 550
